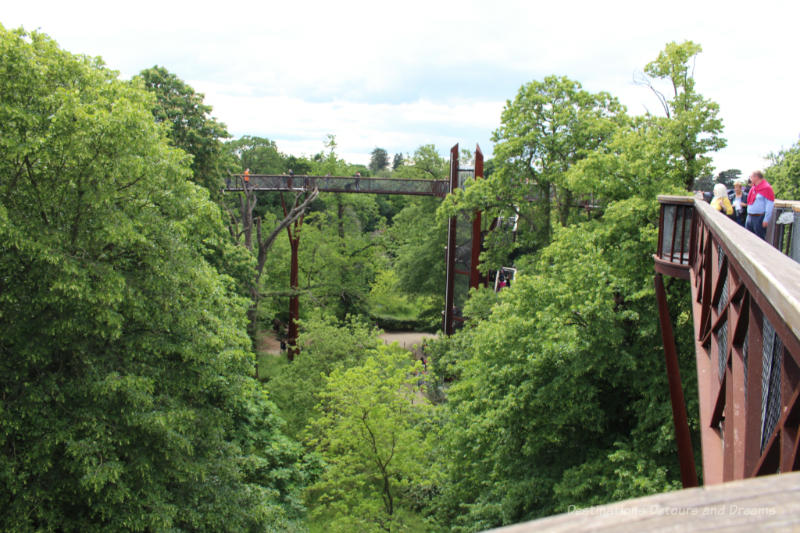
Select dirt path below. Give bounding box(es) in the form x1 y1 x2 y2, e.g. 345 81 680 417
256 330 282 356
256 330 436 357
379 331 436 352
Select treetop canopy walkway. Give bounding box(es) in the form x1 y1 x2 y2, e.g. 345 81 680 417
225 173 451 198
654 194 800 488
223 144 487 357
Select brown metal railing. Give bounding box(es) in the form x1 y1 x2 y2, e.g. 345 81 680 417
767 201 800 259
655 195 800 486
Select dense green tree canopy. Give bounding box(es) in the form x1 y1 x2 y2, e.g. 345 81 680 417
136 65 233 195
227 135 287 175
429 41 718 530
0 26 307 531
392 152 404 170
767 138 800 199
447 76 626 257
369 147 390 174
4 25 785 533
307 345 435 532
639 41 726 190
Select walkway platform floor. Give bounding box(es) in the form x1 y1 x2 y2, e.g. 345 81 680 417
489 472 800 532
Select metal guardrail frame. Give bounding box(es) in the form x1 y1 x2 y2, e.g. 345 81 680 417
225 174 451 198
655 195 800 485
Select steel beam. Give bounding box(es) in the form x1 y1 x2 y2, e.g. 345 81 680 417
470 145 484 289
443 145 459 335
225 174 449 197
654 273 699 488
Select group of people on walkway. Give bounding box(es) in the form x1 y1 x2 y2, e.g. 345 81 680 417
710 170 775 240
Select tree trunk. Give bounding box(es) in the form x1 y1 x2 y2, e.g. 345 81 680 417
337 197 345 239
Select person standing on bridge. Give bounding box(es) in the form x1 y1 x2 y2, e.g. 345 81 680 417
745 170 774 240
729 178 748 226
710 183 734 217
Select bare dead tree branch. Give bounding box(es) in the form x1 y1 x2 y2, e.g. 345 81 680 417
254 188 318 286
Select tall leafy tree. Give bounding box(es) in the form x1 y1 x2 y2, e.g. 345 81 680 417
431 41 724 530
306 345 436 532
716 169 741 188
0 27 308 530
266 315 384 439
369 147 389 174
767 138 800 199
638 41 726 190
227 135 287 175
385 145 450 324
137 65 233 195
300 136 384 318
392 152 404 170
393 144 448 180
450 76 625 255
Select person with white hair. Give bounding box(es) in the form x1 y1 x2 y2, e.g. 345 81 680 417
710 183 733 216
729 178 748 226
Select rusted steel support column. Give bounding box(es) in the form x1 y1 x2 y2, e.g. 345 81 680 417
469 145 484 290
287 232 300 361
654 273 699 487
443 144 459 335
281 191 307 362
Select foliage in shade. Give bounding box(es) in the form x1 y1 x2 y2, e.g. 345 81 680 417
0 26 309 531
265 315 383 439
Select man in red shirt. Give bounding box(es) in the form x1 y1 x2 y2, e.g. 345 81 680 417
745 170 775 240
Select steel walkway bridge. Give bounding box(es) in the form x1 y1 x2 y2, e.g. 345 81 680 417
224 145 488 358
655 195 800 487
225 174 450 197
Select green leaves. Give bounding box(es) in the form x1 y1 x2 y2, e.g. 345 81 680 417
136 66 233 195
307 345 436 531
0 26 308 531
429 41 716 529
640 41 726 189
767 138 800 199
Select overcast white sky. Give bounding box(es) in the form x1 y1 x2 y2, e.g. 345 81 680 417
4 1 799 174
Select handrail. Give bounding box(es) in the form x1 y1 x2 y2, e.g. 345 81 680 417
655 194 800 485
694 200 800 342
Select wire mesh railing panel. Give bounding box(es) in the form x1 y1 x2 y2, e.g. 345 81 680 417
225 175 450 197
458 169 474 189
717 319 728 383
716 263 729 315
760 317 782 452
659 203 693 264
